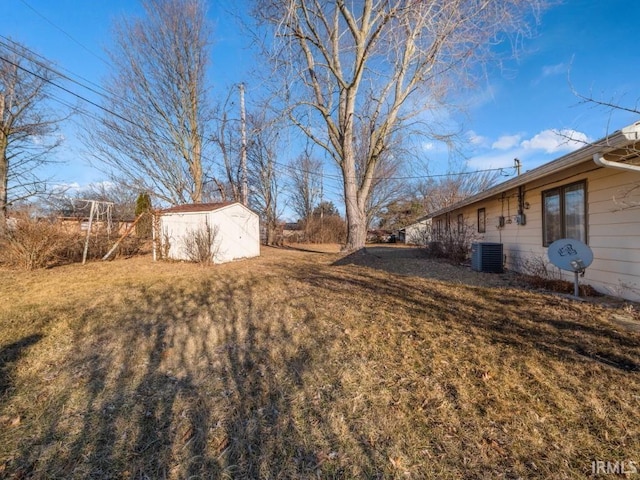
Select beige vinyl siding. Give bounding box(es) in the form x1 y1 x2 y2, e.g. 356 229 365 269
431 162 640 301
584 167 640 299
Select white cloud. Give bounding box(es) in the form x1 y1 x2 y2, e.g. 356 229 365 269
520 129 589 154
466 148 527 170
492 134 521 150
467 130 488 147
465 128 592 173
541 63 566 77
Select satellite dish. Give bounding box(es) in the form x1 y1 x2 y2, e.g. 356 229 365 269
548 238 593 272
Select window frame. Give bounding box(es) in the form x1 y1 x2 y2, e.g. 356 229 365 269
541 180 587 247
477 208 486 233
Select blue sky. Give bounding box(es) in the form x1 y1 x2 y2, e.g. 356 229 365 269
2 0 640 196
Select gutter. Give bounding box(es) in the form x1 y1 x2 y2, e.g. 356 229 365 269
593 152 640 172
593 121 640 172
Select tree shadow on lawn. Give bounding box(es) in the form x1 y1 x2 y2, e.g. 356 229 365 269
4 256 639 478
286 261 640 475
0 334 42 399
304 260 640 373
7 274 374 478
334 246 516 288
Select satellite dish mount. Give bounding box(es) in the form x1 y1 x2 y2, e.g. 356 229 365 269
547 238 594 297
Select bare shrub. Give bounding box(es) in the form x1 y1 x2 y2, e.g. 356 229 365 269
287 215 347 244
0 214 147 269
304 215 347 244
182 221 220 265
512 252 601 296
406 226 430 246
425 222 477 263
514 253 560 280
0 214 67 269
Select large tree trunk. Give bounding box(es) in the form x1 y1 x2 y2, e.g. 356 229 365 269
344 199 367 252
342 154 368 252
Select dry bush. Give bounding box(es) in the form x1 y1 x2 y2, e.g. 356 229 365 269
0 214 68 269
513 253 560 280
182 221 220 265
511 253 601 296
406 226 430 246
425 222 477 263
0 215 144 269
300 215 347 244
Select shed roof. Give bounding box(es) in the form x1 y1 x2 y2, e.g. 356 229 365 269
423 121 640 220
158 202 236 214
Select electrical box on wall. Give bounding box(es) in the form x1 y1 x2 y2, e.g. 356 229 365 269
498 216 505 227
516 214 526 225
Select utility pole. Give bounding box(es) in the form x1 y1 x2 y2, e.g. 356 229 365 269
514 158 521 176
240 83 248 206
319 166 324 241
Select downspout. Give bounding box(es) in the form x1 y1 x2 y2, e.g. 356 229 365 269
593 153 640 172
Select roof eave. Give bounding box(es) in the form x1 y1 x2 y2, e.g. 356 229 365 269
425 121 640 219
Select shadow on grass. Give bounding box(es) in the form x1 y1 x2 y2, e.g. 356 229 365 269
7 275 353 478
3 255 639 478
298 262 640 373
0 334 42 398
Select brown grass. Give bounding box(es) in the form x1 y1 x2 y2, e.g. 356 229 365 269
0 246 639 479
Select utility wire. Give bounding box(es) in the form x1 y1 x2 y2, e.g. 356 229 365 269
18 0 111 67
1 40 516 188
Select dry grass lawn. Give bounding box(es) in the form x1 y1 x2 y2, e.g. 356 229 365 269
0 245 639 479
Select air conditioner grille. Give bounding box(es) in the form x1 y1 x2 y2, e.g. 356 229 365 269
471 242 503 273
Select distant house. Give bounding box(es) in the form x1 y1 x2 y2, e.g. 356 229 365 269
401 217 432 245
426 121 640 302
158 202 260 264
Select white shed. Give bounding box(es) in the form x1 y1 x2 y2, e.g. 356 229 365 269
158 202 260 264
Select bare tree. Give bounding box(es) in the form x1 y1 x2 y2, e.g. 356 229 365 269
566 91 640 211
375 168 501 231
254 0 544 251
84 0 213 206
417 169 503 213
0 40 65 234
353 122 405 230
246 109 283 245
288 152 323 223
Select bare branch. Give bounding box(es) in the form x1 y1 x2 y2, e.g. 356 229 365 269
83 0 214 206
254 0 545 250
0 40 66 233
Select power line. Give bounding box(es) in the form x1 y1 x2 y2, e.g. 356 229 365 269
18 0 111 67
1 38 517 196
0 38 125 115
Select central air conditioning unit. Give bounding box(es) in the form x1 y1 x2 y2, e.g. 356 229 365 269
471 242 504 273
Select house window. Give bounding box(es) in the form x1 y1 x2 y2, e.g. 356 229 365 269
542 180 586 246
477 208 486 233
457 213 464 235
436 219 443 239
